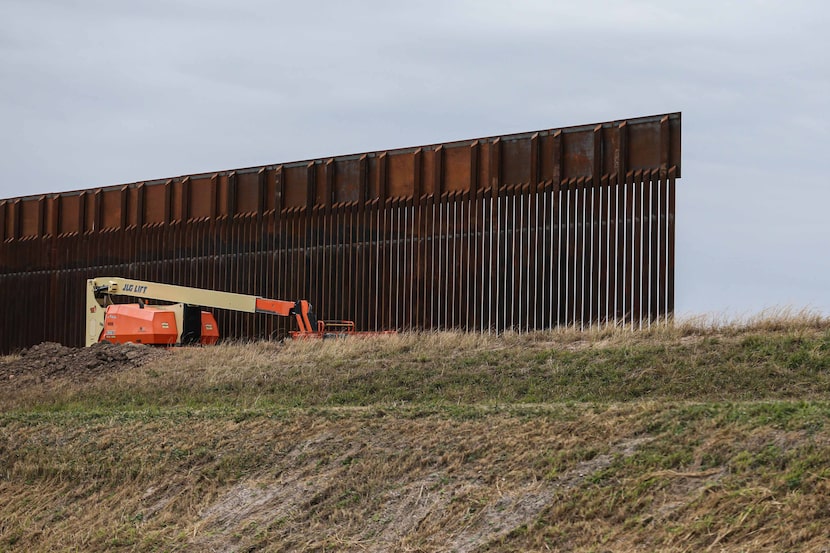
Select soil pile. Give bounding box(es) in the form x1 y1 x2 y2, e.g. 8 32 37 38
0 341 166 386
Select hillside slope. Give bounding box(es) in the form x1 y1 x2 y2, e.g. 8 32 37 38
2 316 830 552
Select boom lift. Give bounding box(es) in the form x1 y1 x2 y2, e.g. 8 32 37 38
85 277 360 346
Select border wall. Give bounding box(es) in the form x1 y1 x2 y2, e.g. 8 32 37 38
0 113 681 352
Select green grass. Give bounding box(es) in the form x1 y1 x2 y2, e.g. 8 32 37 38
4 320 830 413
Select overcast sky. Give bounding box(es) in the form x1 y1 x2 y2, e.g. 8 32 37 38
1 0 828 318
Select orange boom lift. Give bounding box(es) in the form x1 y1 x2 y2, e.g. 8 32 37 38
85 277 375 346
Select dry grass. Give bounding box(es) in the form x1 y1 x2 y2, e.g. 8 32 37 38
1 313 830 551
0 353 21 364
2 403 829 552
3 312 829 411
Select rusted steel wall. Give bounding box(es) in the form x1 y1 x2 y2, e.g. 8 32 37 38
0 113 680 352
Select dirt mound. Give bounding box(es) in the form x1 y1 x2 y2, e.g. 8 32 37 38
0 341 166 385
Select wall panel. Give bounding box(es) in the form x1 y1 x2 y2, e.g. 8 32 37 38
0 113 681 352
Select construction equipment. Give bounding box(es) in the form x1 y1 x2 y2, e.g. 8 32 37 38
85 277 364 346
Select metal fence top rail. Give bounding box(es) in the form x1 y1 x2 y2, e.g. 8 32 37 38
2 113 680 203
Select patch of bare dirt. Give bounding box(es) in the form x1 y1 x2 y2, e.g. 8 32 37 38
0 341 166 388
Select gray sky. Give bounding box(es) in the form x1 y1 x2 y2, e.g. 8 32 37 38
2 0 828 317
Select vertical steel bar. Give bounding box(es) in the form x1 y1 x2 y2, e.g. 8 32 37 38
572 178 584 327
499 190 508 331
511 188 518 332
621 170 633 327
462 190 469 329
369 198 377 331
557 181 567 326
582 181 592 328
649 169 660 325
609 173 619 326
666 167 676 319
450 193 461 329
518 186 527 331
549 182 559 328
434 194 442 330
632 170 644 328
640 170 652 327
416 192 426 329
486 186 495 332
657 171 668 320
356 200 365 328
424 193 434 329
538 182 549 328
591 176 603 327
404 197 413 330
598 174 610 325
390 198 399 329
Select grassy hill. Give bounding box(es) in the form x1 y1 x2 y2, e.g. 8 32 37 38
2 314 830 552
